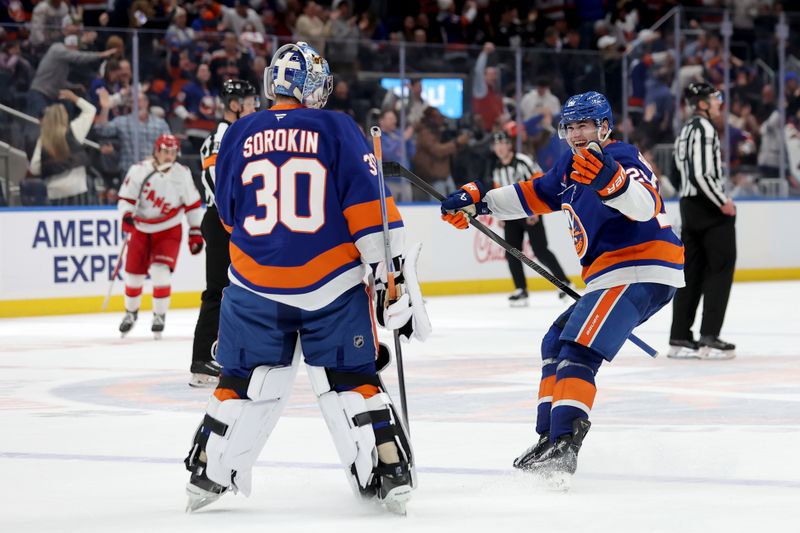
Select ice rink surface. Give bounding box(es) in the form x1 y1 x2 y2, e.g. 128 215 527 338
2 281 799 533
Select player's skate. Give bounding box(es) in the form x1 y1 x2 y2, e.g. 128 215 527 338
185 449 229 513
508 288 529 307
519 418 591 491
189 360 221 388
667 338 701 359
119 310 138 337
151 313 165 339
376 461 413 515
698 335 736 360
512 432 551 470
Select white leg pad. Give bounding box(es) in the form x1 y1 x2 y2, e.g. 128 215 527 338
308 365 381 496
203 350 299 496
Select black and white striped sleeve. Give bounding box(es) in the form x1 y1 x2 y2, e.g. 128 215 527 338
690 118 727 206
516 153 542 177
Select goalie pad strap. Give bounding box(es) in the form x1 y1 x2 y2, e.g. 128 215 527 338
373 425 396 445
352 408 391 427
203 413 229 437
326 369 382 388
218 374 251 396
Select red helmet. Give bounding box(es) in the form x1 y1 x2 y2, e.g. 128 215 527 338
154 133 180 153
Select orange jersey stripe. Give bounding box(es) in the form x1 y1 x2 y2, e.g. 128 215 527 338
577 285 625 346
343 197 402 236
202 153 217 170
220 219 233 233
538 374 556 400
230 241 360 289
518 180 554 214
553 377 597 410
582 240 684 280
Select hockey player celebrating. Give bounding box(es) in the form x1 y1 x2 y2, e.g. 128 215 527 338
117 134 204 338
441 92 684 488
188 79 259 388
184 42 430 514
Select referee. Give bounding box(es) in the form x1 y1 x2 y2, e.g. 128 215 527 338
490 131 570 306
669 82 736 359
189 79 259 387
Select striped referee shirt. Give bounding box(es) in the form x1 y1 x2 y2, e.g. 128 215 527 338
673 114 727 206
491 152 542 188
199 120 230 206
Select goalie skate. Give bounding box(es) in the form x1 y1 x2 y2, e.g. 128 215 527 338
377 462 413 515
185 459 229 513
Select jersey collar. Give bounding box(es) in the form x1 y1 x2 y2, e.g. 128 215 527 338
269 103 304 111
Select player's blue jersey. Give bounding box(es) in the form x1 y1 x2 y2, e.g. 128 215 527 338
486 140 684 291
215 103 405 310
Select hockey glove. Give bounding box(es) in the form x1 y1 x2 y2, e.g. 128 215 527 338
121 213 136 234
440 181 491 230
373 242 432 343
570 142 629 199
188 227 204 255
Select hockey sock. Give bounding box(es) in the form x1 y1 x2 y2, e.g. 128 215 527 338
151 263 171 315
124 273 145 312
536 326 562 435
550 343 603 440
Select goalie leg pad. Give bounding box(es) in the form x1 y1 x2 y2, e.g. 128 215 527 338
307 363 415 499
192 348 300 496
402 241 432 342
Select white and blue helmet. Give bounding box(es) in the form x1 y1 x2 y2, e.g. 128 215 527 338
264 41 333 109
558 91 614 141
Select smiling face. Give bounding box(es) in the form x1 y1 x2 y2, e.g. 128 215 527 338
564 119 610 149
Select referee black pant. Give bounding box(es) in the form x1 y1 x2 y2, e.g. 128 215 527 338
670 196 736 341
191 205 230 368
504 217 569 291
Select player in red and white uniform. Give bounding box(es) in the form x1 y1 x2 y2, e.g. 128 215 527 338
117 134 204 338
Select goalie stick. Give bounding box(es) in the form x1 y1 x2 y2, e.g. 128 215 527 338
382 161 659 358
370 127 411 432
101 163 170 311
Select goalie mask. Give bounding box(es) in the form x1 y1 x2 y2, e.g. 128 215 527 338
264 41 333 109
558 91 614 146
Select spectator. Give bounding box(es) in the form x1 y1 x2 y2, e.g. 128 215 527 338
29 0 71 50
29 89 96 205
88 58 130 117
378 109 415 202
472 42 504 132
327 80 356 118
174 63 218 150
758 108 782 179
0 41 34 108
95 90 171 174
209 32 252 91
221 0 265 37
383 78 428 128
520 77 561 125
166 7 197 54
27 35 117 120
411 106 470 197
328 0 360 79
295 1 331 56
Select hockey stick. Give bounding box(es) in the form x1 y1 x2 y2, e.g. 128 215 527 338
370 127 411 432
101 163 168 311
382 161 659 358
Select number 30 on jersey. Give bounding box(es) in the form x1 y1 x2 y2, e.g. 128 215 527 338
240 157 327 236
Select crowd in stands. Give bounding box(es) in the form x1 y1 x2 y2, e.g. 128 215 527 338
1 0 799 206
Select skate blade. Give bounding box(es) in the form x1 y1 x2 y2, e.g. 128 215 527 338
509 301 529 308
698 347 736 360
381 485 412 516
189 374 220 388
185 483 223 513
153 332 163 340
666 347 701 359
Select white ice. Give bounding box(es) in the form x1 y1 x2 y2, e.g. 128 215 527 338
2 281 799 533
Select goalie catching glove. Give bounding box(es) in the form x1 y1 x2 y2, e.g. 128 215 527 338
373 242 432 343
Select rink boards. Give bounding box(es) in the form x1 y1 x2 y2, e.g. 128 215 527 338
1 200 799 317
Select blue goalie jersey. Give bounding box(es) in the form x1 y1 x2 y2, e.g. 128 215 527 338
215 103 405 310
484 140 685 291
